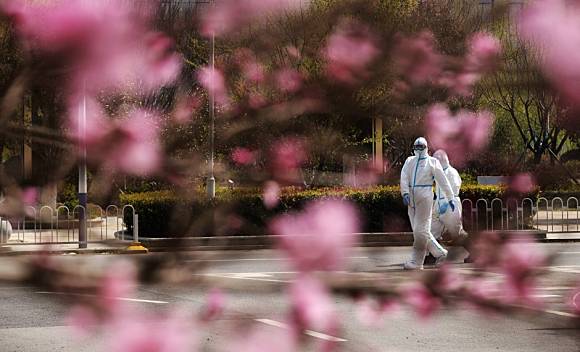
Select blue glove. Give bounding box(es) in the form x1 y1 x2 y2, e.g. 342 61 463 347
403 193 410 206
439 201 449 214
449 200 456 212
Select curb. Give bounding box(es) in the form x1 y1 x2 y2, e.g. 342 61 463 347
0 246 147 256
3 230 576 255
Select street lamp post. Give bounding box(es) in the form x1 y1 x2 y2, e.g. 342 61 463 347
78 90 87 249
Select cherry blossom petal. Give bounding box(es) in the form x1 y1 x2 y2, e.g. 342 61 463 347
269 199 360 272
289 274 337 332
275 68 303 93
231 147 256 166
426 104 494 167
263 181 281 209
518 0 580 104
403 282 441 319
322 21 379 84
200 288 226 322
393 31 442 85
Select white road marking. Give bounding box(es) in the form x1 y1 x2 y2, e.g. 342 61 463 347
35 291 168 304
255 318 347 342
202 256 368 262
539 287 573 291
548 267 580 274
531 294 562 298
203 273 290 283
543 310 577 318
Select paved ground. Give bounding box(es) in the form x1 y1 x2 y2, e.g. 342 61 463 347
0 244 579 351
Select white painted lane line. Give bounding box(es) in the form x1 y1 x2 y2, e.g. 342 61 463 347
204 274 289 283
543 310 577 318
549 267 580 274
539 287 573 291
255 319 347 342
531 294 562 298
35 291 168 304
255 318 286 328
199 256 368 262
304 330 347 342
203 271 297 275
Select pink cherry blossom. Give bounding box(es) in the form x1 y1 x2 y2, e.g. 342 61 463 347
435 265 464 293
463 278 502 315
174 95 202 124
322 21 379 84
508 173 536 194
270 138 307 178
441 32 501 96
231 147 256 165
106 310 197 352
235 49 266 83
269 199 360 272
21 187 38 206
470 231 504 268
344 160 382 187
107 110 163 176
248 92 268 109
286 45 301 59
201 0 304 37
498 236 546 306
200 288 226 322
197 66 229 106
464 32 502 74
235 325 297 352
393 31 442 85
355 296 399 327
98 263 137 313
263 181 281 209
289 274 337 332
66 96 110 147
426 104 494 167
518 0 580 104
67 101 164 176
403 282 441 319
275 68 303 93
3 0 181 94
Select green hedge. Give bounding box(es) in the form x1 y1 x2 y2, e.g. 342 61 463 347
120 185 533 237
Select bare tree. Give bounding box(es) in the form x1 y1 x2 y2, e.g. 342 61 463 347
483 30 570 165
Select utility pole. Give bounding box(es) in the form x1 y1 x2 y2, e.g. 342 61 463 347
78 89 87 248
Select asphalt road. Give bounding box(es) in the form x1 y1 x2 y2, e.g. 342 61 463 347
0 243 579 352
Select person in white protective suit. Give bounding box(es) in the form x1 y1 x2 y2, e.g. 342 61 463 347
431 150 468 241
424 150 469 265
400 137 457 270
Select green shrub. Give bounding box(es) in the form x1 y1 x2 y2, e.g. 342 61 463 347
121 185 535 237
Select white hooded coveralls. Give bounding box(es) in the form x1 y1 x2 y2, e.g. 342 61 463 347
432 151 464 240
400 151 455 262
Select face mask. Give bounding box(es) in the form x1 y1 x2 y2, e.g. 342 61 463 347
413 146 426 157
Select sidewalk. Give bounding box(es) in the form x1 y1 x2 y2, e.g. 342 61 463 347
0 241 145 256
1 230 579 256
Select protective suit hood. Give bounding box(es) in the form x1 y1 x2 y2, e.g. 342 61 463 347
433 150 450 169
413 137 428 157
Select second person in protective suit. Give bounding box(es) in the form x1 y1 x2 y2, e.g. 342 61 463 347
400 137 457 270
424 149 470 265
